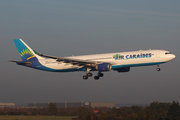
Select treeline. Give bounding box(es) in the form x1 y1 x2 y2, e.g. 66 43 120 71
77 101 180 120
0 101 180 120
0 103 112 116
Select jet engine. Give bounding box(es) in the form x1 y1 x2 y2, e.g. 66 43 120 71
114 67 130 72
95 63 111 71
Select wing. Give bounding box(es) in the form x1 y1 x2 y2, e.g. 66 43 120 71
33 50 113 69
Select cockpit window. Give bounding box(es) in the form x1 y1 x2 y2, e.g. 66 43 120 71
165 52 171 54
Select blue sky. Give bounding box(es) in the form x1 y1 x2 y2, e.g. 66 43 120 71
1 0 180 104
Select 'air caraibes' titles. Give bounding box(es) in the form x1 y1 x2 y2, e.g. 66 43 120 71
113 53 152 60
8 39 176 80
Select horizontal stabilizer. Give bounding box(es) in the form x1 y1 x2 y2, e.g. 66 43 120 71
7 60 32 66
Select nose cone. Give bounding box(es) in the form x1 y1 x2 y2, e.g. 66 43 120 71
170 54 176 60
172 54 176 58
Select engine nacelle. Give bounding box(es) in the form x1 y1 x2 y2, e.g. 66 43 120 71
115 67 130 72
95 63 111 71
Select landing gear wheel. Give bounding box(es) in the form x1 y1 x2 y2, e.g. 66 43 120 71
156 68 160 71
87 73 93 77
94 76 99 80
98 72 104 77
83 75 88 80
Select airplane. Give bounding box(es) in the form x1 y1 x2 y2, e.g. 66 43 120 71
8 39 176 80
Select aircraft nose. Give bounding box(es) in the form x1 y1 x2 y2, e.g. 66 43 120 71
166 54 176 61
172 54 176 59
170 54 176 60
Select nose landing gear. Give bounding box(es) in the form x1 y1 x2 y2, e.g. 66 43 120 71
156 68 160 71
156 64 161 71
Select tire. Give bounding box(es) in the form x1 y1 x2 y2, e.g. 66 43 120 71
156 68 161 71
87 73 93 77
83 75 88 80
94 76 99 80
98 72 104 77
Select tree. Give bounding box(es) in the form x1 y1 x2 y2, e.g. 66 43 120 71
77 107 88 120
146 102 170 120
167 101 180 120
47 102 58 116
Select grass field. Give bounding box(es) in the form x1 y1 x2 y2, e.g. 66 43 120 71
0 115 78 120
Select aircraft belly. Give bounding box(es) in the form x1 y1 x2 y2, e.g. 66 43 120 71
114 57 154 66
45 63 77 70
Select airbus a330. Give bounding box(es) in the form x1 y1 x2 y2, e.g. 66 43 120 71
8 39 176 80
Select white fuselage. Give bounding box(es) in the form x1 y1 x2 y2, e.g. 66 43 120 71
11 39 176 80
37 49 175 71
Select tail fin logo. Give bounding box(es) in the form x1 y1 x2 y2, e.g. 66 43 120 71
19 47 35 60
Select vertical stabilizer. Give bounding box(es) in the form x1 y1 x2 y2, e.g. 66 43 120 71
14 39 44 61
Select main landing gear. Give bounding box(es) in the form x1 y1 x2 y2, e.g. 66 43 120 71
82 71 104 80
82 68 93 80
156 64 161 71
82 73 92 80
94 72 104 80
